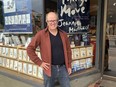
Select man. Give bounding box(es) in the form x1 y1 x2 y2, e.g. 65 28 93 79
27 12 72 87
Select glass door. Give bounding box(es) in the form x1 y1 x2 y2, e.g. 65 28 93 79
104 0 116 77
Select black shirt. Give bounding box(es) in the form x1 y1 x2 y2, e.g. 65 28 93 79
49 31 65 65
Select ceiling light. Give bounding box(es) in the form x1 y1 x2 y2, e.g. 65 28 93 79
113 3 116 6
110 15 112 18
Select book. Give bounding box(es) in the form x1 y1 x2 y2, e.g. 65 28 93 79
38 67 43 79
0 57 3 66
80 48 86 58
5 48 9 57
19 50 23 60
23 63 27 73
13 49 17 58
18 62 22 72
82 33 90 46
86 58 92 68
86 47 93 56
14 61 18 70
28 64 33 75
10 60 14 69
23 50 27 61
10 48 13 58
6 59 10 68
73 48 80 59
33 65 37 77
79 59 86 69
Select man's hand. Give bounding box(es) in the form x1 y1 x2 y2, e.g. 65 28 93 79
40 62 50 70
68 68 72 75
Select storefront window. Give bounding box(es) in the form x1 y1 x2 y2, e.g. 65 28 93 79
104 0 116 76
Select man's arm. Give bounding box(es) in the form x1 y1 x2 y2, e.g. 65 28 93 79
26 33 42 66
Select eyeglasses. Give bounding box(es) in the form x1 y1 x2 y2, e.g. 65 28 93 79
47 20 58 23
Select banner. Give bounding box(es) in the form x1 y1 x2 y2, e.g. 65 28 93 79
3 0 32 34
58 0 90 34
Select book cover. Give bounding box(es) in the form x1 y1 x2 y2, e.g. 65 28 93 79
23 63 27 73
33 65 37 77
14 61 18 70
80 48 86 58
18 62 22 72
86 47 93 56
28 64 32 75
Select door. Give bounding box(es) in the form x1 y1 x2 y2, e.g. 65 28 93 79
103 0 116 77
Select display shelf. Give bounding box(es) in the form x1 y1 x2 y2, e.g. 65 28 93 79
71 45 93 73
0 44 93 80
0 45 43 80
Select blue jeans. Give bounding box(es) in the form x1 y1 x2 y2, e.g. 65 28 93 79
43 65 71 87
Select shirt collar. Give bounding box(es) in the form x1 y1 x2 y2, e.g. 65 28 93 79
44 27 63 33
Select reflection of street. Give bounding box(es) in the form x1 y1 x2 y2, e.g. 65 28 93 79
109 56 116 72
104 48 116 76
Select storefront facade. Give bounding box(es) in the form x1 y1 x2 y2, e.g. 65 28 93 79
0 0 115 86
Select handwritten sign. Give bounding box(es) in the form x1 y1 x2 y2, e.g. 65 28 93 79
58 0 90 33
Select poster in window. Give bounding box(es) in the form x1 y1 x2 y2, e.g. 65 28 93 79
3 0 32 33
57 0 90 34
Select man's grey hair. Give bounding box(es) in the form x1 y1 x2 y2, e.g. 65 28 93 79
46 12 59 22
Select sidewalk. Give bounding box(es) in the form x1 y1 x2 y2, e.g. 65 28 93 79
88 79 116 87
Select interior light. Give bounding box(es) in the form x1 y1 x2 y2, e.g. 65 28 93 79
113 3 116 6
110 15 112 18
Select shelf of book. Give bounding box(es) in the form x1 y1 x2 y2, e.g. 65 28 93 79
0 45 93 80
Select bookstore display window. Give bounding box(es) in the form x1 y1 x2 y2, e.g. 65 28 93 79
43 0 98 75
0 0 99 81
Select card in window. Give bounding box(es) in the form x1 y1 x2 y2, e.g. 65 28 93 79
18 62 22 72
14 61 18 70
86 58 92 68
10 48 13 58
2 47 6 56
2 58 6 67
73 48 80 59
10 60 14 69
23 50 27 61
80 48 86 58
86 47 93 56
0 47 2 54
79 59 86 69
0 57 3 66
19 50 22 60
33 65 37 77
6 59 10 68
38 67 43 79
28 64 32 75
13 49 17 59
5 48 9 57
23 63 27 73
